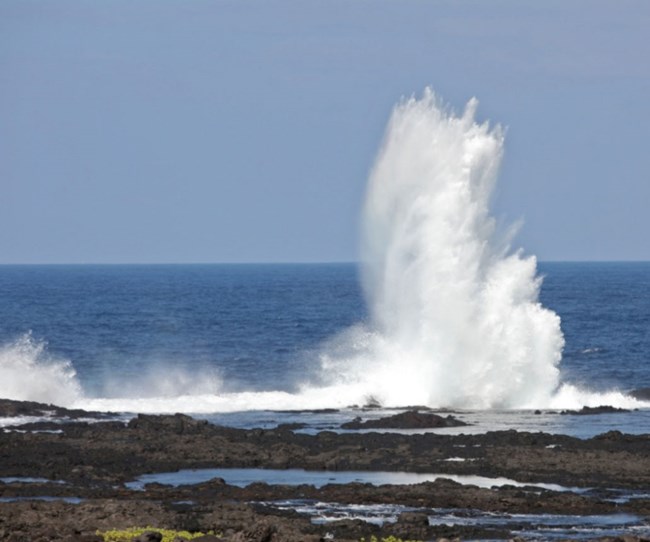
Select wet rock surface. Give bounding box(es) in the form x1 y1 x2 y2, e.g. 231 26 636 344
560 405 632 415
1 403 650 540
341 410 468 429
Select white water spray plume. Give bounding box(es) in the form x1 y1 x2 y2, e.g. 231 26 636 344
320 89 566 409
0 333 82 406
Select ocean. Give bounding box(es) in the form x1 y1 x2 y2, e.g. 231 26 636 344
0 261 649 437
1 94 649 436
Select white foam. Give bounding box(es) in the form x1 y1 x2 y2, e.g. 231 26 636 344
317 90 565 409
75 383 368 414
100 363 224 399
549 383 649 410
0 333 82 406
0 331 647 415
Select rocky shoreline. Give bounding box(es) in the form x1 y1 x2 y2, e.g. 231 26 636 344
1 399 649 541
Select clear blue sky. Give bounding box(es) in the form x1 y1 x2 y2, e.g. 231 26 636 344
2 0 649 263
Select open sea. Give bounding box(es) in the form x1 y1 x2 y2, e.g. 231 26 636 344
0 262 649 437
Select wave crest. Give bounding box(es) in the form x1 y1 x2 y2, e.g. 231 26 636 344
0 332 82 406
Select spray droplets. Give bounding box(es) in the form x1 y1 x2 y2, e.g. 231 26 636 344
0 332 82 406
329 89 565 408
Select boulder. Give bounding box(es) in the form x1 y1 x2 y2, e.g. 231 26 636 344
341 410 468 429
132 531 163 542
560 405 630 416
228 519 276 542
397 511 429 525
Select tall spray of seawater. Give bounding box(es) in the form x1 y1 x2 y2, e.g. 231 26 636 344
321 89 565 409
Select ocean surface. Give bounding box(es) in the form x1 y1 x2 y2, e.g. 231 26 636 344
0 262 649 437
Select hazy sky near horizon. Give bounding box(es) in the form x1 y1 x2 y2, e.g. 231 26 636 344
2 1 649 263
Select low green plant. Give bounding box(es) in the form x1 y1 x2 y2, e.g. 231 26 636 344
97 526 218 542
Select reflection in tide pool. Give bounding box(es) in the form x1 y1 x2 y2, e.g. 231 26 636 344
125 467 575 492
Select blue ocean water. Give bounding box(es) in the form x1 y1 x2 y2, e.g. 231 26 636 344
537 262 650 392
0 262 649 430
0 263 362 397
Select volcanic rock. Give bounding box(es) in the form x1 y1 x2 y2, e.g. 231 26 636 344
341 409 468 429
396 511 429 525
560 405 631 415
630 387 650 401
2 400 650 540
133 532 163 542
0 398 111 420
128 413 210 434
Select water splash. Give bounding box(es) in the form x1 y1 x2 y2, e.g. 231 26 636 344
0 333 226 412
321 89 565 409
0 332 82 406
101 363 223 399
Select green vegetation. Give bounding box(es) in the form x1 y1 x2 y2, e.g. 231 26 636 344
97 526 218 542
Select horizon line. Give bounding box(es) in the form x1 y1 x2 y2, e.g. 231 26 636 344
1 259 650 266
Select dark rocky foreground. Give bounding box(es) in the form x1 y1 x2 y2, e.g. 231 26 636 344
1 399 649 541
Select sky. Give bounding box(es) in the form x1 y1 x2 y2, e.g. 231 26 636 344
2 0 649 264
